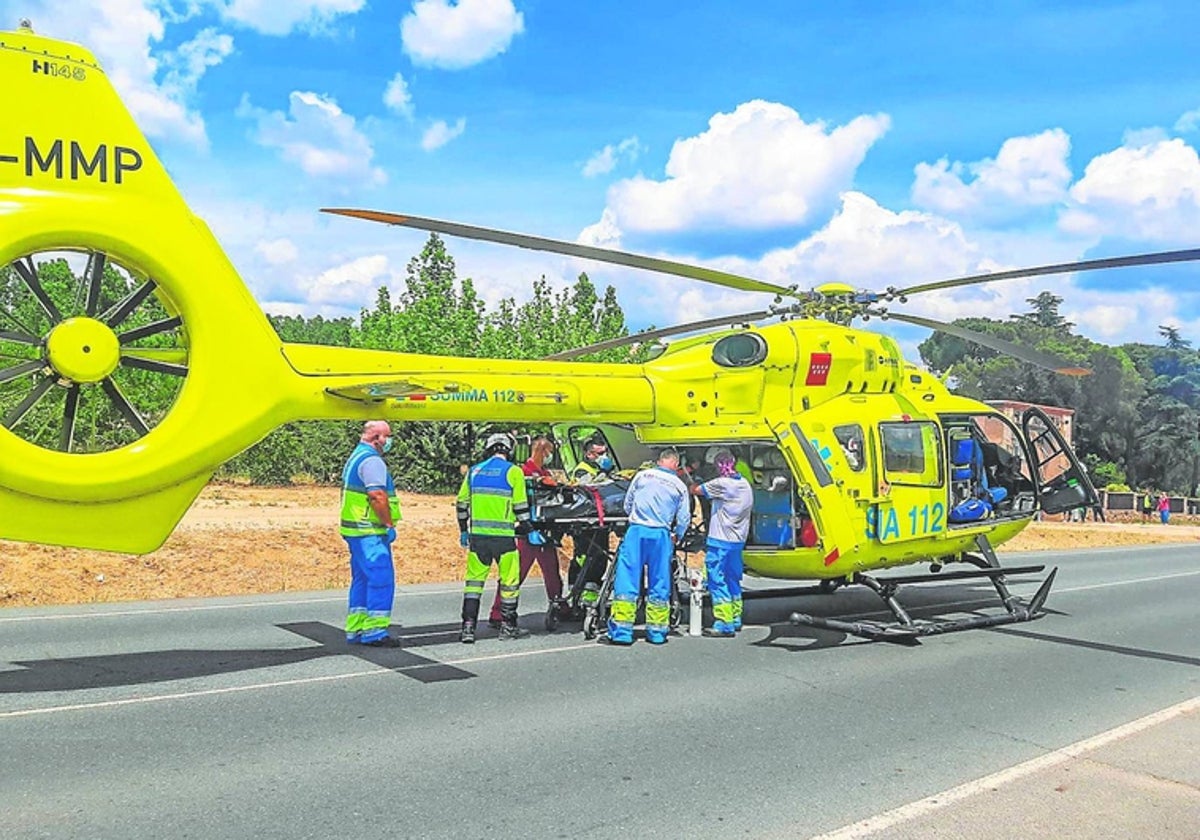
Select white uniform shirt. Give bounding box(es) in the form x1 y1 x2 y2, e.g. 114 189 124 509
701 474 754 544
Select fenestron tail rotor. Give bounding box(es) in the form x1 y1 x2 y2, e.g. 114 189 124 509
0 249 190 453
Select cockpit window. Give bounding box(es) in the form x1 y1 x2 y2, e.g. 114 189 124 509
833 424 865 472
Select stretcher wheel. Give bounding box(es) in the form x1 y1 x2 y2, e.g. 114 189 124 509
1 249 188 453
582 607 598 640
544 609 558 631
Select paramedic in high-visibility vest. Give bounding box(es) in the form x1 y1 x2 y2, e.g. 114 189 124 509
692 450 754 636
608 448 690 646
456 432 532 643
339 421 402 647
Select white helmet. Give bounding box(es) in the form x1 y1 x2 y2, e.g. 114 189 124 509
484 432 515 455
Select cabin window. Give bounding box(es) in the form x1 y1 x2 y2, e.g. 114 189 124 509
833 424 865 472
880 421 942 487
712 332 768 368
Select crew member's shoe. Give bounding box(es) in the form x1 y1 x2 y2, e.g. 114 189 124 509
363 635 402 648
487 617 503 629
498 623 530 641
460 620 476 644
703 627 736 638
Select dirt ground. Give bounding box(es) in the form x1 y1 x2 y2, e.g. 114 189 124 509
2 484 1199 608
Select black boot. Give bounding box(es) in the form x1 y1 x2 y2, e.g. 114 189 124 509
460 620 476 644
498 622 530 641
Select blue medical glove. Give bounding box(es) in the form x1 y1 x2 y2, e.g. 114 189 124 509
528 529 545 546
385 526 397 545
459 531 470 548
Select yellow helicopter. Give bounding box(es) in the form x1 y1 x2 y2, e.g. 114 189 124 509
4 22 1199 639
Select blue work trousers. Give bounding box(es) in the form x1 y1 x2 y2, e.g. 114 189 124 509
345 535 395 643
608 524 673 644
705 539 745 634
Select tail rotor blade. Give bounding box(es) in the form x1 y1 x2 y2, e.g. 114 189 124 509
59 385 80 453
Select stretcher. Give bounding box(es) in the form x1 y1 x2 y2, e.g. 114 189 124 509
527 479 629 631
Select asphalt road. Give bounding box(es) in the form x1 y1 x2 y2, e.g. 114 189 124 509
1 544 1198 839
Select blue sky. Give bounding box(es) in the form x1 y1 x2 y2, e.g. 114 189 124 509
8 0 1200 358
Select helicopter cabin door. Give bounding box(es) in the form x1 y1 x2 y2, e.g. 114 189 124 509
1021 406 1100 515
767 414 860 565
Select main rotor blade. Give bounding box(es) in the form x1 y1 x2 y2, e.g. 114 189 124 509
0 359 44 384
882 312 1091 375
85 252 107 316
892 247 1200 297
323 208 796 298
12 257 62 325
118 316 182 344
100 377 150 437
544 309 775 361
3 375 55 428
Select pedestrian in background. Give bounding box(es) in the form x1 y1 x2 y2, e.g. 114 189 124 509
340 421 401 647
1158 492 1171 525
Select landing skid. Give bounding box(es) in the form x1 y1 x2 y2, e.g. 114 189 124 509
789 535 1057 641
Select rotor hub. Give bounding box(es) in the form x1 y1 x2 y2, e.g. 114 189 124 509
45 317 121 383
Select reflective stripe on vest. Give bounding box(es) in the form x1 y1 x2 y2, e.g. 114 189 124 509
340 443 400 537
457 456 528 537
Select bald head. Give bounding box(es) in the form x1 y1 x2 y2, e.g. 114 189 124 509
361 420 392 453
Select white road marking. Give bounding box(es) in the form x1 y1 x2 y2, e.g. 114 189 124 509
0 641 602 719
809 693 1200 840
0 587 464 624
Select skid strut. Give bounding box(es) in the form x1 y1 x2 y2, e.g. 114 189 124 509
790 535 1057 641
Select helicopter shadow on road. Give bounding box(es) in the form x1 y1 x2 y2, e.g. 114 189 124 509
744 576 1069 653
0 620 476 694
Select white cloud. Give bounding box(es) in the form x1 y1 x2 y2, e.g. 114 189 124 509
164 27 234 91
1176 108 1200 134
912 129 1072 219
3 0 231 147
302 254 397 306
1060 137 1200 242
239 91 387 186
421 117 466 151
383 72 414 118
210 0 365 36
592 100 889 236
255 238 299 265
401 0 525 69
582 136 643 178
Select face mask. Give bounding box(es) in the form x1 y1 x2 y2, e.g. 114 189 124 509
382 437 393 454
597 455 613 471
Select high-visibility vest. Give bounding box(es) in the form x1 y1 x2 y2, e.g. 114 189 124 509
340 443 401 537
456 455 529 537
